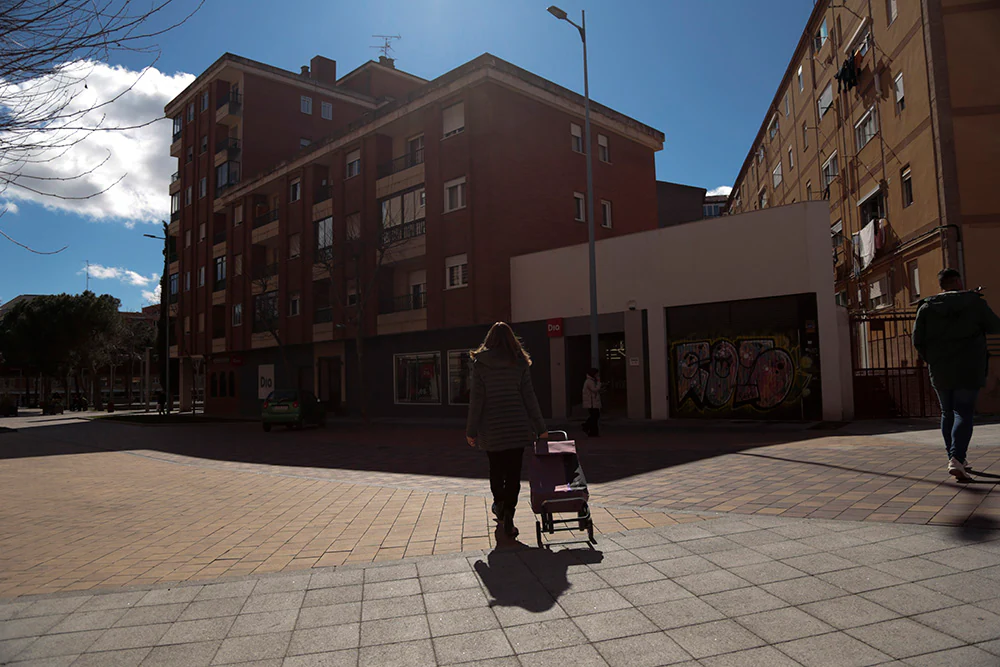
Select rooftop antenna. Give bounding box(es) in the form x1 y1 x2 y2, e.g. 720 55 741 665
371 34 401 59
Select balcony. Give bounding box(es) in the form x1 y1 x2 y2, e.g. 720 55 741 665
169 171 181 194
380 219 426 246
378 150 424 179
215 161 241 199
216 90 242 124
381 219 426 264
215 137 241 167
312 184 333 221
379 292 427 315
213 229 227 245
253 208 279 229
377 291 427 335
376 154 425 199
170 210 180 222
168 292 179 305
170 131 182 157
213 278 226 293
252 263 279 281
314 185 332 204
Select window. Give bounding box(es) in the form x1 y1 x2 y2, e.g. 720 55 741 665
410 270 427 309
758 188 768 209
902 166 913 207
448 350 472 405
814 19 828 51
299 138 311 149
822 153 839 189
444 176 466 213
198 266 205 287
346 280 358 307
907 260 920 300
446 253 468 289
870 275 891 308
859 188 885 226
757 146 765 164
784 93 790 117
185 229 191 248
894 73 905 112
574 192 586 222
855 107 878 150
300 96 313 114
598 134 610 162
289 233 301 259
803 122 809 147
835 291 849 307
186 103 194 122
818 83 833 119
200 91 209 111
887 0 898 25
288 293 300 317
198 222 206 242
831 220 844 248
234 204 243 226
315 216 333 259
570 123 583 153
200 135 208 153
797 65 804 92
381 195 401 228
234 253 242 276
186 146 193 163
345 149 361 179
601 200 612 229
806 180 813 199
787 147 794 170
184 186 192 207
290 180 301 202
172 115 182 136
442 102 465 138
404 187 425 222
772 162 783 188
198 313 205 333
768 115 779 140
184 271 190 291
253 291 278 333
184 316 190 334
199 177 207 199
394 352 441 404
321 101 333 120
169 273 179 295
346 212 361 241
214 256 226 288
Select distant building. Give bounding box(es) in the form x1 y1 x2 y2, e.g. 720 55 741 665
655 181 706 228
702 194 728 219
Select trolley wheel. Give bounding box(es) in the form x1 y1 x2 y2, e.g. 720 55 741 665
536 520 543 548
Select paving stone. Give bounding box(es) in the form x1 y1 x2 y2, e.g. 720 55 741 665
880 535 957 557
594 631 692 667
700 586 787 616
0 637 36 662
71 647 151 666
630 543 693 563
177 598 245 622
359 614 430 647
428 607 499 638
226 610 297 637
919 572 1000 603
760 577 846 606
363 563 418 583
574 608 658 642
594 563 665 588
728 561 805 585
558 588 632 616
770 523 833 539
423 588 489 614
699 646 802 667
48 609 126 634
727 530 793 549
363 578 422 600
77 592 146 612
922 546 1000 571
286 624 359 655
417 557 472 577
904 645 1000 667
155 617 233 645
114 603 187 627
776 631 892 667
799 533 869 552
538 570 610 596
433 629 514 665
503 618 587 654
665 619 765 659
680 537 743 555
734 606 833 644
302 585 362 607
846 618 963 659
870 557 959 582
358 594 423 622
294 602 361 630
861 583 963 615
829 543 910 566
659 525 715 542
516 643 607 667
640 598 726 631
587 550 643 570
308 570 364 589
617 578 692 606
193 581 256 602
801 596 899 629
136 587 201 607
90 624 171 651
649 555 718 578
5 655 78 666
816 566 908 593
674 570 751 596
358 639 434 667
0 614 66 640
749 539 821 559
140 640 220 667
247 575 309 596
914 605 1000 644
15 597 89 618
702 548 772 569
780 553 857 575
240 591 305 614
491 599 567 627
284 648 359 667
979 638 1000 656
447 656 521 667
0 601 32 621
700 520 762 536
12 630 103 661
211 631 290 664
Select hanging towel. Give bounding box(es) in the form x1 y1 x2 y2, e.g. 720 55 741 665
858 220 876 270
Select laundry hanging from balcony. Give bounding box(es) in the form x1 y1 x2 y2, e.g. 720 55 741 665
857 220 877 270
835 56 859 93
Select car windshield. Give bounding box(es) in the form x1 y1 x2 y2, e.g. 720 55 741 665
268 390 298 401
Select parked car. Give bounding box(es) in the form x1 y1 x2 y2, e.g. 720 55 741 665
261 389 326 432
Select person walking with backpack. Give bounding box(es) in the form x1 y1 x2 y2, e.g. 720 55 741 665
913 268 1000 482
466 322 548 537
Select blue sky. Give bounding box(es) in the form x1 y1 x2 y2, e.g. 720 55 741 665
0 0 813 311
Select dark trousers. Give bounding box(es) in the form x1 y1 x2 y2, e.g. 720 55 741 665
936 388 979 463
584 408 601 436
487 446 525 512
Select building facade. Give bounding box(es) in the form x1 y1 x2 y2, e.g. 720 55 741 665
164 52 664 416
725 0 1000 411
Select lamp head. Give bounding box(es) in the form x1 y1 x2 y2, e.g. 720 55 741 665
547 5 568 20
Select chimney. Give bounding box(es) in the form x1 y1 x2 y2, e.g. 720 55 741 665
310 56 337 85
377 55 395 69
300 65 310 77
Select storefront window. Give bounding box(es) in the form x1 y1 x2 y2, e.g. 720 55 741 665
448 350 472 405
394 352 441 404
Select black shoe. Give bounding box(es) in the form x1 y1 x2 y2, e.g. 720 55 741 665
503 507 519 537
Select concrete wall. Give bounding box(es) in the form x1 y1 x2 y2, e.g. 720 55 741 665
511 201 851 421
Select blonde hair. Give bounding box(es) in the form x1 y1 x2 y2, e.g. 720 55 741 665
470 321 532 365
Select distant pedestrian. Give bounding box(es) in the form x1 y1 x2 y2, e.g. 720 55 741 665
913 268 1000 482
582 368 602 437
466 322 548 538
156 390 166 415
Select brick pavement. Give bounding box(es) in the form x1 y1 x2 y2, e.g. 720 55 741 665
2 515 999 666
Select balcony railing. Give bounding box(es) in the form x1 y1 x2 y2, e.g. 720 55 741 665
379 291 427 315
213 229 226 245
170 210 180 221
213 278 226 292
252 263 279 281
380 218 426 246
217 90 242 111
168 292 179 304
314 185 332 204
314 307 333 324
377 149 425 179
170 171 180 184
172 131 182 143
253 208 279 229
216 137 240 154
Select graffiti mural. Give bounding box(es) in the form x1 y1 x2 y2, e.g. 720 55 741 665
672 336 813 413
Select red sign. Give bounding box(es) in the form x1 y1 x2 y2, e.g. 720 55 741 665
546 318 564 338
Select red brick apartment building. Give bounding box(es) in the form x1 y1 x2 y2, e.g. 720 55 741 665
163 52 664 417
725 0 1000 415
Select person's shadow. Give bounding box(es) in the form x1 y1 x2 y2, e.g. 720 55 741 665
472 531 604 612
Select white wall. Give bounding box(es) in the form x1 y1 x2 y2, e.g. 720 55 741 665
511 201 851 421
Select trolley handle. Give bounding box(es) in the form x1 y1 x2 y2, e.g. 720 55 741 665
542 430 569 442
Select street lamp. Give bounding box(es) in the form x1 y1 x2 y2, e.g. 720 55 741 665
144 225 171 414
548 4 599 370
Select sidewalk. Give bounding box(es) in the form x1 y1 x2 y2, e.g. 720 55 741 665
2 515 998 666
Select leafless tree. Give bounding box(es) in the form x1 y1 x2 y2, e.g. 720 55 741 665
0 0 204 252
251 269 292 389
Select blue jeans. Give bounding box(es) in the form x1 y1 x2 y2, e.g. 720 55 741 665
936 388 979 463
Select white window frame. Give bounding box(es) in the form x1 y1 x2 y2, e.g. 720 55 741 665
814 19 828 51
443 176 467 213
758 187 768 209
289 233 301 259
907 260 920 301
300 96 313 115
772 162 783 188
198 222 206 242
442 102 465 138
573 192 586 222
768 114 779 140
199 177 207 199
601 200 612 229
854 106 878 150
570 123 583 153
445 253 468 290
787 146 794 171
447 349 473 406
831 219 844 248
185 230 191 248
345 149 361 179
198 266 206 288
186 103 194 122
393 352 442 405
321 101 333 120
346 280 358 307
803 122 809 147
797 65 804 92
184 271 191 291
290 180 301 203
234 204 243 226
234 253 243 277
887 0 898 25
894 73 905 112
784 94 790 117
288 293 300 317
200 90 209 111
598 134 609 162
870 274 891 309
232 303 242 327
818 83 833 119
822 152 839 189
901 166 913 208
185 186 192 207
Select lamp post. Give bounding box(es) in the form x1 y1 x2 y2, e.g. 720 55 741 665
144 225 171 414
548 5 599 370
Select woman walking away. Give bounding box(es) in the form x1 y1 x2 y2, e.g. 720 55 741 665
582 368 602 437
466 322 548 537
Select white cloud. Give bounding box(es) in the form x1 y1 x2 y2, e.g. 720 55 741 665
0 201 19 215
1 61 195 225
142 283 162 305
707 186 733 197
84 263 157 287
